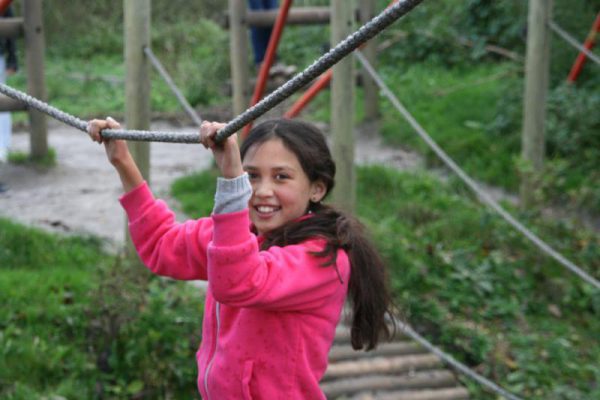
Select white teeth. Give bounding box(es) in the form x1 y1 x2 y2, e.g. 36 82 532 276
257 206 277 213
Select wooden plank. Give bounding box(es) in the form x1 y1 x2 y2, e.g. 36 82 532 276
0 17 24 38
246 7 331 26
322 370 458 398
0 95 27 111
329 341 426 362
324 354 442 380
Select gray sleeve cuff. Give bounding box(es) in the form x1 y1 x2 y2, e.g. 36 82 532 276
212 173 252 215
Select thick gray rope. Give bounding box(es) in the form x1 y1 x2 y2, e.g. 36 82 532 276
548 20 600 67
355 51 600 290
144 46 203 127
0 82 200 143
397 322 523 400
214 0 425 142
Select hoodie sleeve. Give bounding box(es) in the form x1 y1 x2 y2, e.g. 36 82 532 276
120 181 213 280
207 209 350 311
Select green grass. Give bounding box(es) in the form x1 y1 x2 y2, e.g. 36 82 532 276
171 167 600 400
0 218 204 399
375 61 522 190
7 148 57 167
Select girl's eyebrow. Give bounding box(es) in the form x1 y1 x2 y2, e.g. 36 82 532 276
243 165 297 172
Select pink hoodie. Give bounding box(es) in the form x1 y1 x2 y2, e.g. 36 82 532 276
120 182 350 399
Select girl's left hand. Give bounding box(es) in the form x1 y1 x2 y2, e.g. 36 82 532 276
200 121 244 179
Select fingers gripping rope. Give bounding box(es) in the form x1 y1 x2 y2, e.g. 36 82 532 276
0 0 425 143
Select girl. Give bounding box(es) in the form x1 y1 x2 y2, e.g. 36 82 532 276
88 117 394 400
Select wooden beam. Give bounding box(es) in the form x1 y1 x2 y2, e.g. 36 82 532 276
246 7 331 26
124 0 151 258
23 0 48 159
0 17 23 38
359 0 378 121
521 0 552 207
0 95 27 111
229 0 249 118
222 7 364 29
331 0 356 213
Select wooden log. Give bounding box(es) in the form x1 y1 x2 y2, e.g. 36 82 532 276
324 354 442 380
229 0 249 118
246 7 331 26
0 17 24 38
322 370 457 398
124 0 150 259
23 0 48 159
372 387 470 400
222 7 361 28
331 0 356 213
329 341 425 363
521 0 552 207
0 95 27 111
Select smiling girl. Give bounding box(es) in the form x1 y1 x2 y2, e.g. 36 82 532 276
88 117 394 399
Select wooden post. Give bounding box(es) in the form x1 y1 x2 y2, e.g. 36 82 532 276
359 0 378 121
23 0 47 159
331 0 356 213
521 0 552 207
124 0 150 255
229 0 249 118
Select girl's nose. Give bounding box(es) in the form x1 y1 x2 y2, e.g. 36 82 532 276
253 181 274 198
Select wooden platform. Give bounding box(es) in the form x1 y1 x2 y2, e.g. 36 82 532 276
322 324 469 400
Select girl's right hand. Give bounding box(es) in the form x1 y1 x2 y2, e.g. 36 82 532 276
200 121 244 179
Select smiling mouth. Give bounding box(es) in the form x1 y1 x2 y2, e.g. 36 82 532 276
255 205 280 215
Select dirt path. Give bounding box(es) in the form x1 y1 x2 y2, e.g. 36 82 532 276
0 119 422 249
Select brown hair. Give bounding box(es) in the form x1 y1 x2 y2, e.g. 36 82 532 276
241 119 394 350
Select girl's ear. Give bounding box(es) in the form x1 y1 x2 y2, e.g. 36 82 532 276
310 180 327 203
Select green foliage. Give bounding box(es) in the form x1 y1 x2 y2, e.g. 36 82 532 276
487 78 600 211
7 148 57 168
0 217 104 270
376 0 527 66
151 18 229 106
355 166 599 399
0 220 203 398
377 61 521 189
171 167 218 217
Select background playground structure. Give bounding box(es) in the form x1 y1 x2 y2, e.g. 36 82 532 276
1 0 599 399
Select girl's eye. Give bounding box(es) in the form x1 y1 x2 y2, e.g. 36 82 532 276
275 174 289 180
247 172 259 180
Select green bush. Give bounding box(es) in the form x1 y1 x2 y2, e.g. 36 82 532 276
0 220 203 399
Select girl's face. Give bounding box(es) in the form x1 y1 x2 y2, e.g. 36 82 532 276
242 138 326 235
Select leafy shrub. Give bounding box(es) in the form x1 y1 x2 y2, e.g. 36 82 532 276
0 219 203 399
